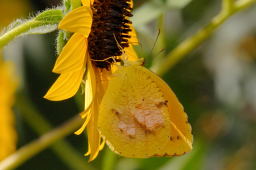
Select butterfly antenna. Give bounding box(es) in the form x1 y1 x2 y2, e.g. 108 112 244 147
150 29 160 55
156 48 166 56
113 34 129 61
91 56 116 62
113 34 124 52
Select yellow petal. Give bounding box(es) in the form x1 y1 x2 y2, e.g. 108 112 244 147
82 0 94 6
44 68 85 101
53 33 88 73
99 138 105 151
87 59 96 97
84 58 96 111
87 105 101 161
128 25 139 45
87 65 102 161
87 107 101 161
80 98 92 119
75 109 92 135
59 6 92 37
84 144 91 156
81 0 88 6
124 45 138 61
130 0 134 8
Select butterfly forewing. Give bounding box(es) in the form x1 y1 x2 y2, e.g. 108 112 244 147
98 65 192 158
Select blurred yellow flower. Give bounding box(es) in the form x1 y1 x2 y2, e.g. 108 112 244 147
0 60 17 160
0 0 27 160
0 0 30 29
44 0 138 161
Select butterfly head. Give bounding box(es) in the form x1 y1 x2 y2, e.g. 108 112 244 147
121 57 144 67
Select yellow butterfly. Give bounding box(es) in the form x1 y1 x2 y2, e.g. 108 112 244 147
98 62 193 158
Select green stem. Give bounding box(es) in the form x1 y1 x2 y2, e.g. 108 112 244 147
0 93 93 170
234 0 256 12
12 92 93 170
223 0 234 12
151 0 256 75
102 148 118 170
0 115 83 170
0 20 42 48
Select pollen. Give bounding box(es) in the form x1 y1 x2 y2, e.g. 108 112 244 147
88 0 133 68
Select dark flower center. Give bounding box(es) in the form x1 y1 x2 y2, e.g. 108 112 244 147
88 0 133 69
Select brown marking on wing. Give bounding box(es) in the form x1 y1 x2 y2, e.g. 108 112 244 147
155 100 168 108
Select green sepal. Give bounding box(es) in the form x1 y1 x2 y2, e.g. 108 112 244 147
35 9 63 25
70 0 82 10
56 31 67 55
64 0 71 12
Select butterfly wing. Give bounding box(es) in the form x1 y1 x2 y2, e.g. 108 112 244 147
98 65 192 158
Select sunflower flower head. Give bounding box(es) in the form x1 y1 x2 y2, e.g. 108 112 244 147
44 0 138 161
0 60 17 160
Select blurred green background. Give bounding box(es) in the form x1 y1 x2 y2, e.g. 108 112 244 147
1 0 256 169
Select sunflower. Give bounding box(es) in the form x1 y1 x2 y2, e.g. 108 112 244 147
44 0 139 161
0 61 17 160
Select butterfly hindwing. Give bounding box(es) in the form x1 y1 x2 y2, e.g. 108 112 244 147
98 65 192 158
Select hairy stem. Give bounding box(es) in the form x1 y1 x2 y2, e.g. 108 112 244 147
0 9 62 48
0 21 42 48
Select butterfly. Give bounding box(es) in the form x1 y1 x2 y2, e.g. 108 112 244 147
97 63 193 158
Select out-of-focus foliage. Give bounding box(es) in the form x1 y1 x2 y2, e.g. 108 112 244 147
1 0 256 169
133 0 191 28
